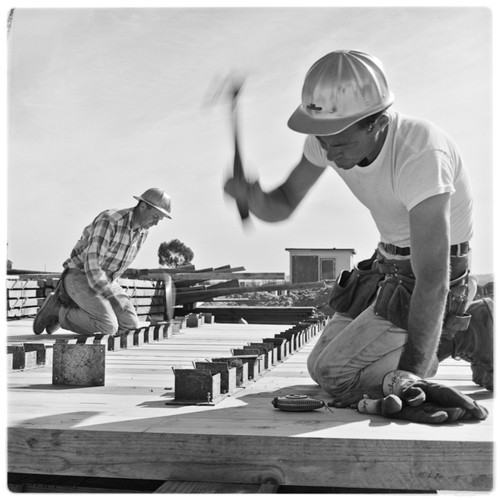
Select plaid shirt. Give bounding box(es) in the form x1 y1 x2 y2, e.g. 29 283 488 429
63 207 148 296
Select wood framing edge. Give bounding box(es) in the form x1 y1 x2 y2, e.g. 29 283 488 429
7 428 493 492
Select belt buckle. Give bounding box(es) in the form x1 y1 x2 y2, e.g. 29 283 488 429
454 242 468 257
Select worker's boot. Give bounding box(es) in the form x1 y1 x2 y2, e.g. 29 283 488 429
32 292 61 335
437 298 494 391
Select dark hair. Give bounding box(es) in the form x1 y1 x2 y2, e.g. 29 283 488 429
356 107 391 130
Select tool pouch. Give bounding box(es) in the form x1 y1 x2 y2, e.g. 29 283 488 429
441 272 471 339
374 274 415 330
374 259 471 334
328 252 384 319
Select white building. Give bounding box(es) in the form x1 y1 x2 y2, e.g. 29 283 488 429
285 247 356 283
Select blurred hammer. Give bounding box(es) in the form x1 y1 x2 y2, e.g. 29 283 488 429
206 76 250 223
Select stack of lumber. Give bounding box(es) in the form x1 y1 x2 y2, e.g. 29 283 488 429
118 278 165 320
6 277 58 319
6 265 327 321
194 306 317 324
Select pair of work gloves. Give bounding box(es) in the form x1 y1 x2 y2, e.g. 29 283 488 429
356 370 488 424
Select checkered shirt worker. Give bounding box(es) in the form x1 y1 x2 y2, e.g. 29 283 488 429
33 188 171 337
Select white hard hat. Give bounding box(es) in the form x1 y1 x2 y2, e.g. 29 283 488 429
134 188 172 219
288 50 394 135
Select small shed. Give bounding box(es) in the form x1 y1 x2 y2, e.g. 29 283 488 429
285 247 356 283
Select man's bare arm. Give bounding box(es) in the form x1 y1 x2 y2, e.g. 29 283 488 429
224 154 326 222
397 192 451 377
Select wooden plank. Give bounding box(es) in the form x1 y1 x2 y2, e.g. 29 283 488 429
7 289 40 299
7 429 492 491
6 279 47 290
7 298 40 309
7 307 39 318
169 272 285 282
6 321 493 492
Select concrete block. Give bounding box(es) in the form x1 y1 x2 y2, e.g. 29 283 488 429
52 343 105 386
173 368 221 403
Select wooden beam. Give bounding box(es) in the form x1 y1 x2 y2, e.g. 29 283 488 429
169 272 285 282
7 429 492 491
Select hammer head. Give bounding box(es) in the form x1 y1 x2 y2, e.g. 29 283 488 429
204 74 246 109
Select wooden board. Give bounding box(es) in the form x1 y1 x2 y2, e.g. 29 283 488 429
6 320 494 492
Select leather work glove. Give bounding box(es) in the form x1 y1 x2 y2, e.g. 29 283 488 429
358 370 488 424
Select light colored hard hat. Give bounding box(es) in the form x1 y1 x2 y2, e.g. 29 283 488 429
288 50 395 136
134 188 172 219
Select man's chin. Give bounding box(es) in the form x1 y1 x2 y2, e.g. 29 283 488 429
336 162 357 170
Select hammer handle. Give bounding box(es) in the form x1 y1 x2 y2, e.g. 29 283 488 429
231 86 250 221
233 130 250 220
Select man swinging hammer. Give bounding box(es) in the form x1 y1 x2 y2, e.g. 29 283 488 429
224 50 493 424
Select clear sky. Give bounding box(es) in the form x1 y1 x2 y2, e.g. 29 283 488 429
5 2 496 276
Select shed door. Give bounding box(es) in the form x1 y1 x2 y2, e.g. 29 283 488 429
320 258 335 280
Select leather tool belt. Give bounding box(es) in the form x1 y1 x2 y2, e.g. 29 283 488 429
329 248 472 335
381 241 469 257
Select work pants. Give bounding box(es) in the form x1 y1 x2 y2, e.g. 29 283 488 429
307 305 412 398
58 269 140 336
308 251 473 398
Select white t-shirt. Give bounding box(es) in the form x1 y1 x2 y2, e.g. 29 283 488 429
303 110 473 247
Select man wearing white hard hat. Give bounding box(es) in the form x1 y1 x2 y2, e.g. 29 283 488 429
225 50 492 424
33 188 171 337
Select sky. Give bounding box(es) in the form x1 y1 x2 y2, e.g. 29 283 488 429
5 1 497 277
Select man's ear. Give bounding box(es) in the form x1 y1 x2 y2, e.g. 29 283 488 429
377 113 389 130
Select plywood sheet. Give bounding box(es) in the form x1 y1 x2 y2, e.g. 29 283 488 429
7 320 494 491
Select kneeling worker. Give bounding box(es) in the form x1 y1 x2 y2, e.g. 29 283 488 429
224 50 492 423
33 188 171 337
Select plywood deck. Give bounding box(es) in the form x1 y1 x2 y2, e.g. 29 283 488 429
6 319 494 492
